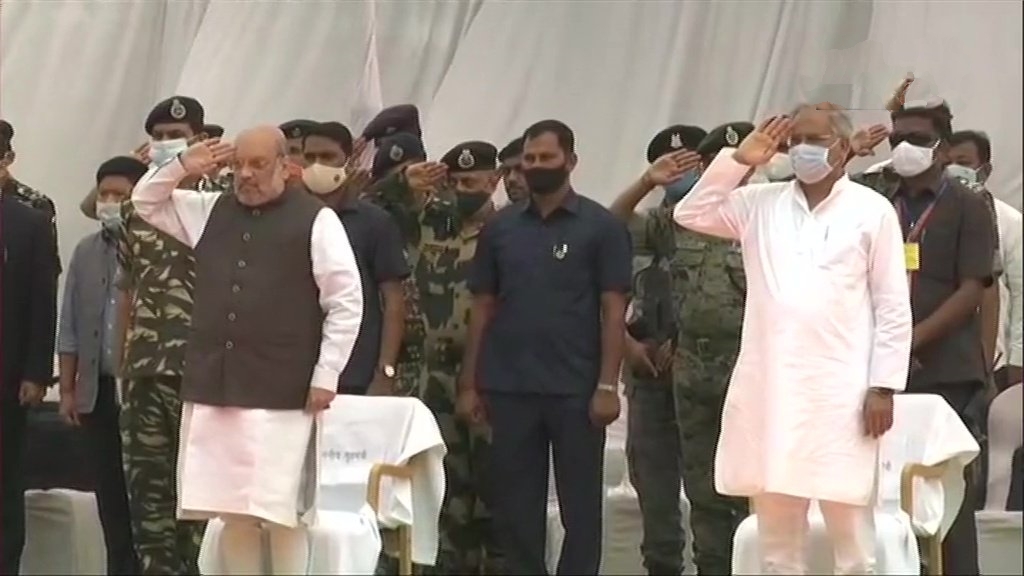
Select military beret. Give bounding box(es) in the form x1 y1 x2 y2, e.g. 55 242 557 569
362 105 421 142
308 121 354 154
646 125 707 164
203 124 225 138
96 156 149 186
498 137 523 163
0 120 13 143
440 141 497 174
696 122 755 159
145 96 204 135
279 119 317 140
371 132 426 179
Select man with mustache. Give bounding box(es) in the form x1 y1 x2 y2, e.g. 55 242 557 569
498 137 528 205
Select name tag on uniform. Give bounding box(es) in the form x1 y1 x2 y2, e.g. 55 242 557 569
904 242 921 271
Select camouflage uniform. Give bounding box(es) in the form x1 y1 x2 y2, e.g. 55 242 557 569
116 176 227 575
1 177 61 274
624 205 686 575
370 173 502 575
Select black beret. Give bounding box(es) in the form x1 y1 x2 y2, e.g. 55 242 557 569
362 105 421 142
440 141 497 173
371 132 426 179
203 124 225 138
96 156 149 186
308 121 354 154
145 96 204 135
646 125 707 164
498 137 523 163
279 119 317 140
0 120 12 143
696 122 755 159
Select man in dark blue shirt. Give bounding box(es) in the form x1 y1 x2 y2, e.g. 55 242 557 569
458 119 632 575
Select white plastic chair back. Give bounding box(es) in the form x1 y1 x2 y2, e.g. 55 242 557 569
984 384 1023 510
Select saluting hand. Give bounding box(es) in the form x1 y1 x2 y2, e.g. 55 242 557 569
850 124 890 158
733 116 792 167
130 142 151 165
180 138 235 177
646 150 702 187
886 74 915 112
405 162 447 192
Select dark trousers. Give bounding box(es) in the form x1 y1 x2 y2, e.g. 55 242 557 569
625 379 685 575
487 392 605 576
80 376 138 575
907 382 981 576
1 398 28 576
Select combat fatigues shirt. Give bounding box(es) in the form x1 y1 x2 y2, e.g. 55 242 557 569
2 177 61 274
115 175 230 378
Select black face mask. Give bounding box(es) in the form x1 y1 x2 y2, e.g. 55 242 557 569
455 191 489 218
523 165 567 195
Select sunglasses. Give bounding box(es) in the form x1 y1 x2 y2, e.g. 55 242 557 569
888 132 939 148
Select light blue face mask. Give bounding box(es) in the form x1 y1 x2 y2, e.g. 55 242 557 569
149 138 188 167
663 169 700 205
789 143 835 184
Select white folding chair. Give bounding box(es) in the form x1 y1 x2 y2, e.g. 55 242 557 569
198 396 445 575
732 394 978 575
975 384 1023 575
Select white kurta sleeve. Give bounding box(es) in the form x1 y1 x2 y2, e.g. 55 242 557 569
1001 204 1023 367
308 208 364 391
867 205 913 391
131 159 222 248
672 147 757 240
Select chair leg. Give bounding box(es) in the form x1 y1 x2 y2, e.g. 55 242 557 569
398 525 413 576
925 536 943 576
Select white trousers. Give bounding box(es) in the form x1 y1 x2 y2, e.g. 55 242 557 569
217 514 310 575
752 493 876 575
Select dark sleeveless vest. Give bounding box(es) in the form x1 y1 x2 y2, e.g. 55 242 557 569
182 188 326 410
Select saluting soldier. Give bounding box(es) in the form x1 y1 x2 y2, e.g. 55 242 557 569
0 119 61 274
117 95 210 575
609 123 705 576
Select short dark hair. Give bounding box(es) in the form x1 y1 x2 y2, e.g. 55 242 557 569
891 106 952 141
522 119 575 154
948 130 992 164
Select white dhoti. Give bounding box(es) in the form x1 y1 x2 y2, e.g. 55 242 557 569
178 402 318 575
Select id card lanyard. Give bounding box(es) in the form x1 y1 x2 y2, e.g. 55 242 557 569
895 179 949 291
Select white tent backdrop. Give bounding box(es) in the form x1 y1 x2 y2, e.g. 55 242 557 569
1 0 1021 271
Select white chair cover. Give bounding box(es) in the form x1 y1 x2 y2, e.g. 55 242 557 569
21 489 105 575
974 384 1023 575
198 396 445 575
732 394 977 574
975 511 1023 575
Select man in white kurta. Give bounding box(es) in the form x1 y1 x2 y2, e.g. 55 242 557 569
131 128 363 575
673 108 913 575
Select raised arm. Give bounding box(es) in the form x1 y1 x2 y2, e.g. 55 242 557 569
867 206 913 392
131 140 232 248
308 208 364 392
673 117 791 240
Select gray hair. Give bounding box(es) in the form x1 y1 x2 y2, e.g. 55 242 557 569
788 103 855 140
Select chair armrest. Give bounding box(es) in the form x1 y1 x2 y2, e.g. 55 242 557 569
366 463 413 516
900 462 947 534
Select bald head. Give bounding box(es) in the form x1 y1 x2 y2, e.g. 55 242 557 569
234 124 291 206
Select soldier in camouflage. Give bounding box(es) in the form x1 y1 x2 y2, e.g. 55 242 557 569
0 119 61 274
611 124 705 576
370 136 504 575
117 96 221 575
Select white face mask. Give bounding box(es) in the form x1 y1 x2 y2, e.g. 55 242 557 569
302 163 348 196
149 138 188 167
890 141 935 177
945 164 978 186
763 152 795 181
95 201 121 224
788 143 835 184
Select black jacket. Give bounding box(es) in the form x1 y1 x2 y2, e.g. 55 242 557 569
1 192 58 397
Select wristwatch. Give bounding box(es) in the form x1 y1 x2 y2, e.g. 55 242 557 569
379 364 397 379
868 387 895 397
598 382 618 393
